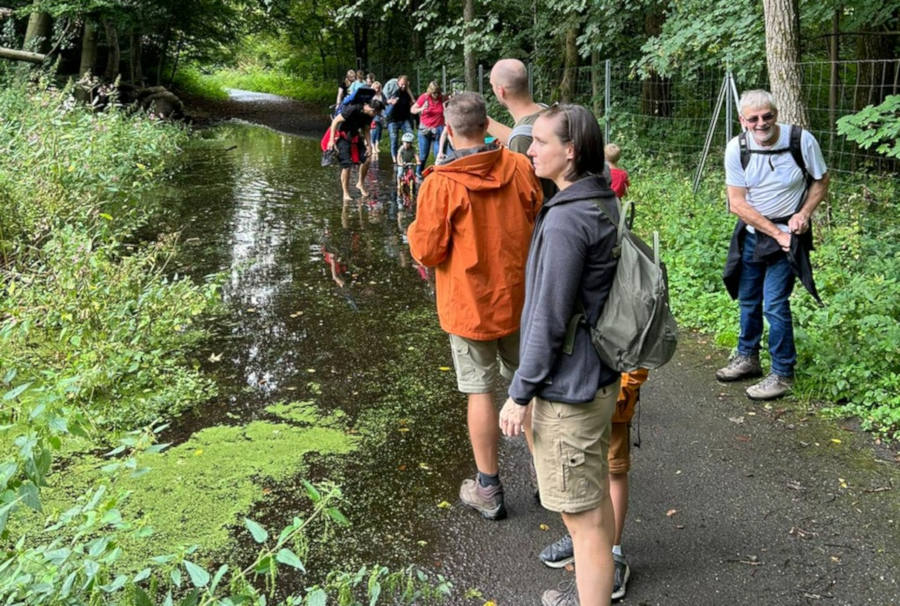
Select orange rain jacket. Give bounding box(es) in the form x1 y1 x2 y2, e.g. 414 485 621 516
407 145 542 340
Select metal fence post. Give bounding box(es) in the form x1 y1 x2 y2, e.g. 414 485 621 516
725 71 733 143
604 59 611 146
478 64 483 95
529 62 534 98
442 65 447 92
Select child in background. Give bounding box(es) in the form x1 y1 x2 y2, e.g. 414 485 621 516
395 132 418 197
605 143 630 199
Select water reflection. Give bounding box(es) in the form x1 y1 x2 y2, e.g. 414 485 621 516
165 123 434 405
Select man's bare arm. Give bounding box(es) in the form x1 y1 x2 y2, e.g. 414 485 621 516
486 117 512 145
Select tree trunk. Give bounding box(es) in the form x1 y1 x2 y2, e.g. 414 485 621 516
591 49 602 117
133 31 144 84
828 8 839 156
79 20 98 77
103 19 120 80
463 0 476 92
559 25 578 103
640 7 673 117
763 0 808 127
23 2 51 54
0 46 45 63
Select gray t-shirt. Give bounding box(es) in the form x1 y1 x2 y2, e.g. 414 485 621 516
725 124 827 231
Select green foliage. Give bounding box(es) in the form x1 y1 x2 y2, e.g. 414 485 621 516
205 66 333 105
836 95 900 160
632 166 899 440
173 66 230 101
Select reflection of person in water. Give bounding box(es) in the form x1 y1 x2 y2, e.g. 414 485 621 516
320 224 361 311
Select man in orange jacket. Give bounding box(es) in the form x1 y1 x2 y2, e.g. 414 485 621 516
408 92 542 520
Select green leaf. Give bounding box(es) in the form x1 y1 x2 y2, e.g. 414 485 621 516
133 587 154 606
302 480 321 503
3 382 31 401
170 567 182 588
18 482 41 511
209 564 228 593
183 560 210 587
178 589 199 606
275 548 305 572
133 567 152 583
327 507 349 526
244 517 268 543
305 588 327 606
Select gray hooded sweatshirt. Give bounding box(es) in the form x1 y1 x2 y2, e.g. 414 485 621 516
509 174 620 405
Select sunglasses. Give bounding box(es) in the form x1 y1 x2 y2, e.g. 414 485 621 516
744 112 775 124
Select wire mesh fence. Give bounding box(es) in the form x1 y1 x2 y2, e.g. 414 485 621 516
429 58 898 184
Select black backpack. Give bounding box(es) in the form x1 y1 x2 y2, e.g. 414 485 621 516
739 124 812 189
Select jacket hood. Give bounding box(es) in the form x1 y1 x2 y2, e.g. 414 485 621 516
428 145 520 192
544 174 614 207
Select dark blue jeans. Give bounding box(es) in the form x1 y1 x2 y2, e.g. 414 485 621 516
417 125 443 177
387 120 413 159
737 231 796 377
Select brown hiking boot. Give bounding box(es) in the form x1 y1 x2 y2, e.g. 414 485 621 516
746 373 793 400
715 354 762 382
459 477 506 520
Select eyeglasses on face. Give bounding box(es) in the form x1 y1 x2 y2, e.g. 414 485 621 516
744 112 775 124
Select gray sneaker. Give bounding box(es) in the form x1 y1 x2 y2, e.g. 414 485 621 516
459 477 506 520
539 534 574 568
715 353 762 382
746 373 793 400
542 584 579 606
611 553 630 601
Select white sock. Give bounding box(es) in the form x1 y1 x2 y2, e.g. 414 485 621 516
612 544 623 557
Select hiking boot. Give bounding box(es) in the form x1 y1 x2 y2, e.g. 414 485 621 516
611 553 631 601
539 534 574 569
746 373 793 400
541 583 579 606
459 477 506 520
715 353 762 382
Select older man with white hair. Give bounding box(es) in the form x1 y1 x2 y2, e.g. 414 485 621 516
718 89 830 400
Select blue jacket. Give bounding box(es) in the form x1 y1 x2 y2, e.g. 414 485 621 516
508 174 620 405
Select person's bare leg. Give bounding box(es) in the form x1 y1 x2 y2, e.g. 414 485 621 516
468 392 499 475
356 159 370 196
609 472 628 546
562 498 615 606
340 168 352 201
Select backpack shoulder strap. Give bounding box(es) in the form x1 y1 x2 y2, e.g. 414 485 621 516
508 122 533 146
789 124 811 186
739 131 750 170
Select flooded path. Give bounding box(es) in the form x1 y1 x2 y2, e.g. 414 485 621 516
155 96 898 604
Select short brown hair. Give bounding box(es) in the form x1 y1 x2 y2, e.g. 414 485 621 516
604 143 621 164
445 92 487 139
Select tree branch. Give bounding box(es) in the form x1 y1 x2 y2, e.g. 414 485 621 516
0 46 46 64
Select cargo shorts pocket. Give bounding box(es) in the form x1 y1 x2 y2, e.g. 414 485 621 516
560 440 586 493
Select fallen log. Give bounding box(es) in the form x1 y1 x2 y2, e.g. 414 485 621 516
0 46 46 64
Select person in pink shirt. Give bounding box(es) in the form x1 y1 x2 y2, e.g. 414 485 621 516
605 143 630 199
411 81 446 179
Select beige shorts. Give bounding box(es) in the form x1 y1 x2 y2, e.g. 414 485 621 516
448 333 519 393
532 379 620 513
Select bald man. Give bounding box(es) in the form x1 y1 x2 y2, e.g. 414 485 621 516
487 59 557 199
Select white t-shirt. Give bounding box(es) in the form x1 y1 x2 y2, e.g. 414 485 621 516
725 124 828 231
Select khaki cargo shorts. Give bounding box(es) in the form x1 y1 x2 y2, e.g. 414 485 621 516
532 378 620 513
448 332 519 393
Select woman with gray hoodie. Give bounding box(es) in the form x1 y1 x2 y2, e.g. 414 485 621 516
499 104 620 606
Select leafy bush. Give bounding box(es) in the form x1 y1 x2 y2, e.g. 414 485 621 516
202 66 334 105
631 168 899 440
836 95 900 160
